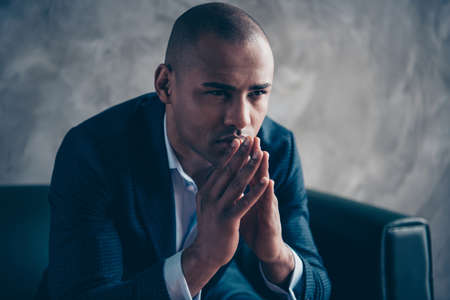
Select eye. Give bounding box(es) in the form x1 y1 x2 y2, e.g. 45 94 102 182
205 90 232 101
248 90 267 98
206 90 226 96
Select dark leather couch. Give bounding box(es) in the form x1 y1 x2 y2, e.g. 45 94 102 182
0 185 434 300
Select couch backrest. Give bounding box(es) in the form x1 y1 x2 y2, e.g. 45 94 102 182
0 185 434 300
0 185 50 299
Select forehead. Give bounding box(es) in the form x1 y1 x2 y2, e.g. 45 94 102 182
185 33 274 87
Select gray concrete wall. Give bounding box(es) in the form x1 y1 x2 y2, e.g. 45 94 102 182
1 0 448 298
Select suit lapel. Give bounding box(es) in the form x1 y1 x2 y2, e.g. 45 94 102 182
127 94 176 259
126 93 232 293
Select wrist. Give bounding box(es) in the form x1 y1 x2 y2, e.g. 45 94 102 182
261 243 294 285
183 241 223 271
262 243 293 265
181 243 221 297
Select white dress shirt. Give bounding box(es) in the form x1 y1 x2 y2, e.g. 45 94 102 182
162 114 303 300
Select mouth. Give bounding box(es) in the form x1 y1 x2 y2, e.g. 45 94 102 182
215 135 245 145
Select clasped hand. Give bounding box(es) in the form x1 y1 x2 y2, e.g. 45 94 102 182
184 136 294 293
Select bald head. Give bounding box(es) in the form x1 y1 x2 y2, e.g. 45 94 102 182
164 2 269 72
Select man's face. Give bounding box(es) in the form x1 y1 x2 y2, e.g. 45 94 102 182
167 33 274 165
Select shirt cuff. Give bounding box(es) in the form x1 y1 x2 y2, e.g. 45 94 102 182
163 250 202 300
258 246 303 300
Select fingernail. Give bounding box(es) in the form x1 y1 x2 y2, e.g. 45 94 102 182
231 138 239 150
260 177 268 185
243 137 250 147
252 150 260 160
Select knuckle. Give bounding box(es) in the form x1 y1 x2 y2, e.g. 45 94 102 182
247 156 259 169
239 196 250 207
236 146 249 159
230 178 243 191
241 164 257 179
237 196 252 212
247 186 260 197
248 184 264 197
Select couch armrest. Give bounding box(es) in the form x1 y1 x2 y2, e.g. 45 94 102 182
306 189 434 300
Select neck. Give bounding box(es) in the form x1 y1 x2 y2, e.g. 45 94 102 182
166 107 213 187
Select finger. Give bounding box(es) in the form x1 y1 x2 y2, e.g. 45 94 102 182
241 136 261 178
229 176 269 219
199 138 241 194
248 137 261 186
244 138 262 188
219 143 264 207
259 179 275 214
217 138 242 168
249 136 260 163
208 136 254 200
225 136 254 172
250 149 269 187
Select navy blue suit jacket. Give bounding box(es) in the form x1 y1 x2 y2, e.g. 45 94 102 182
43 93 330 299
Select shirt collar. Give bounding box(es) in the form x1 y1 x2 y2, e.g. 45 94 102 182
164 113 197 188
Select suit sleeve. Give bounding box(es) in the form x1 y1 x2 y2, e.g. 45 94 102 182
276 132 331 300
203 259 264 300
47 127 171 300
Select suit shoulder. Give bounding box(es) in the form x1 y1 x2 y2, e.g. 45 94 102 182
258 116 294 151
72 93 157 141
58 92 160 164
258 116 298 189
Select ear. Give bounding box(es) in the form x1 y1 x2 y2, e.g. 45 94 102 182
154 63 173 104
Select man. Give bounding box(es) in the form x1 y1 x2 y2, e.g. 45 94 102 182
42 2 330 300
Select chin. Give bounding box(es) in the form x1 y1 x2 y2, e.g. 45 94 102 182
201 148 226 166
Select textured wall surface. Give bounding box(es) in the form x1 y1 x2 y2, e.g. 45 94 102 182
1 0 448 298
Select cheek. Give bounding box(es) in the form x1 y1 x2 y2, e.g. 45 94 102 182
177 100 221 141
186 93 225 126
251 101 269 128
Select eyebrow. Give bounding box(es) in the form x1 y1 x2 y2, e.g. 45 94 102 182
202 82 271 91
249 83 271 90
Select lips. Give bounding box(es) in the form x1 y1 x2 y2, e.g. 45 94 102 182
216 135 244 144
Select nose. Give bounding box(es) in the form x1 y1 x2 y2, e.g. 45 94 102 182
224 95 251 131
